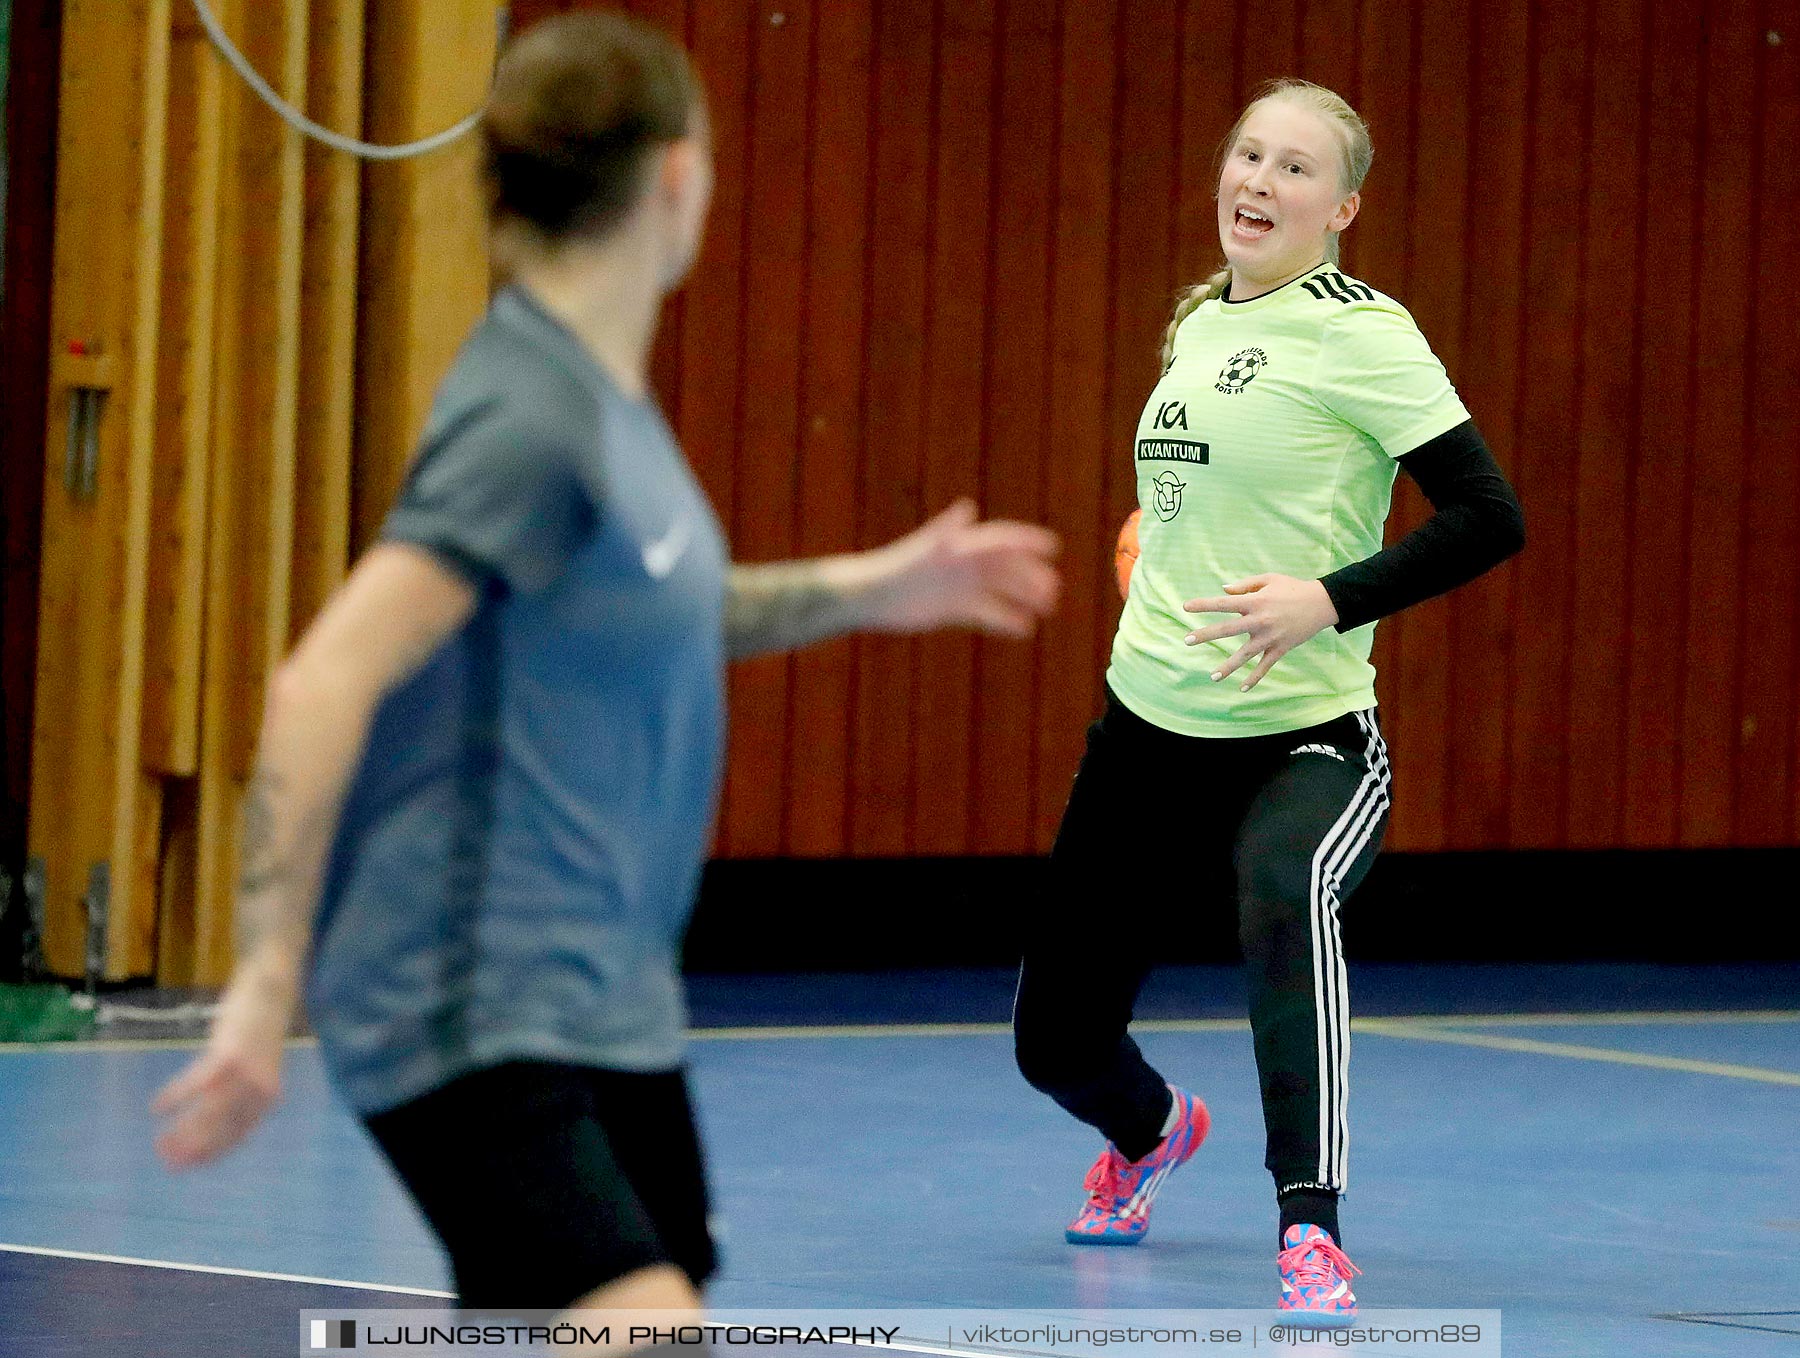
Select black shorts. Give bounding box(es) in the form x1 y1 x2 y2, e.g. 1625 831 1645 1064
362 1060 716 1309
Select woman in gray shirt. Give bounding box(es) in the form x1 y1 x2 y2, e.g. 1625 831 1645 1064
152 11 1059 1338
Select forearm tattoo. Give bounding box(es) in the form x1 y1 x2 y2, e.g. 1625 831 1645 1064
723 563 862 661
235 766 327 959
236 769 287 898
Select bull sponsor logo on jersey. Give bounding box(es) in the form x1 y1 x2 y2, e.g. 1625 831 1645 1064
1151 470 1187 521
1215 346 1268 395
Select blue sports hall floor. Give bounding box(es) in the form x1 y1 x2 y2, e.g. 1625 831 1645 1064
1 962 1796 1357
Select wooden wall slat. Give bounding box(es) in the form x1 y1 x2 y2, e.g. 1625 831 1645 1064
910 0 998 857
719 0 812 858
1030 0 1114 851
1743 0 1800 844
1503 0 1588 847
0 2 61 880
351 0 497 556
1298 0 1361 95
782 0 872 857
145 0 229 983
1241 0 1303 89
1679 0 1761 846
784 0 874 850
290 0 366 642
1564 0 1645 847
1445 0 1528 849
142 13 222 781
28 0 172 978
1782 3 1800 848
108 6 176 980
970 0 1056 855
846 0 932 856
1622 0 1706 846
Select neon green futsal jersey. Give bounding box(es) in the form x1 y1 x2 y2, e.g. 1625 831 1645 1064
1108 261 1470 737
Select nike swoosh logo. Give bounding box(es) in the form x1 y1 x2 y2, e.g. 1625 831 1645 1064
642 518 692 579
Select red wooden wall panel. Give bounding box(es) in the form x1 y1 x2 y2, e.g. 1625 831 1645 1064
1623 0 1705 846
725 0 811 856
1682 0 1760 845
1743 0 1800 845
1506 0 1587 848
784 0 872 856
970 0 1056 855
1445 0 1528 850
0 3 62 874
1032 0 1114 850
1565 0 1645 848
496 0 1800 855
912 0 995 856
849 0 933 855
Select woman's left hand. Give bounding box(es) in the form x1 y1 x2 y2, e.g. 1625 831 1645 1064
865 499 1062 638
1183 574 1339 691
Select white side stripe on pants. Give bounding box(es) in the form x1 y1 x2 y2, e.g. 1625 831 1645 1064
1306 711 1391 1192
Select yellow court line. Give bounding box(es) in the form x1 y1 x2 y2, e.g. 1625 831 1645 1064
1358 1009 1800 1029
1358 1020 1800 1086
694 1008 1800 1043
694 1018 1264 1041
2 1008 1797 1054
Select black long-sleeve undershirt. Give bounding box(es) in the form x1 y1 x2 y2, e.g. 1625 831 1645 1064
1319 419 1525 632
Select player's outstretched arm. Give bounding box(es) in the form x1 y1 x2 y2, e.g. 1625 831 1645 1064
151 544 477 1169
724 499 1060 661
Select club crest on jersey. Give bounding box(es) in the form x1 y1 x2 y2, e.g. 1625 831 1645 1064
1152 470 1186 521
1215 347 1267 395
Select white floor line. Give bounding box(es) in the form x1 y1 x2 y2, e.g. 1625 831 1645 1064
0 1252 1007 1357
0 1242 453 1296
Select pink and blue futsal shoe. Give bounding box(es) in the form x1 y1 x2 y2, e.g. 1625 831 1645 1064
1277 1224 1361 1327
1064 1086 1210 1245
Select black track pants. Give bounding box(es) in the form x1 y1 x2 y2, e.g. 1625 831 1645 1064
1014 690 1390 1195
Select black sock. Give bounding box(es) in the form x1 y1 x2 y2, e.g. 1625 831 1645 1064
1277 1189 1341 1249
1113 1087 1176 1162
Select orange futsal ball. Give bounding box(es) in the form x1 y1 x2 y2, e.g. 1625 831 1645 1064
1114 509 1142 601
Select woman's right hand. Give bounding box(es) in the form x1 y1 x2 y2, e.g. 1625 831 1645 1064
151 961 295 1169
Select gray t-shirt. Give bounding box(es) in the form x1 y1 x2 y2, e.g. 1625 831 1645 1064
308 286 728 1115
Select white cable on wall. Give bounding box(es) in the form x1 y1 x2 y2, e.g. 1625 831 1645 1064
188 0 485 162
